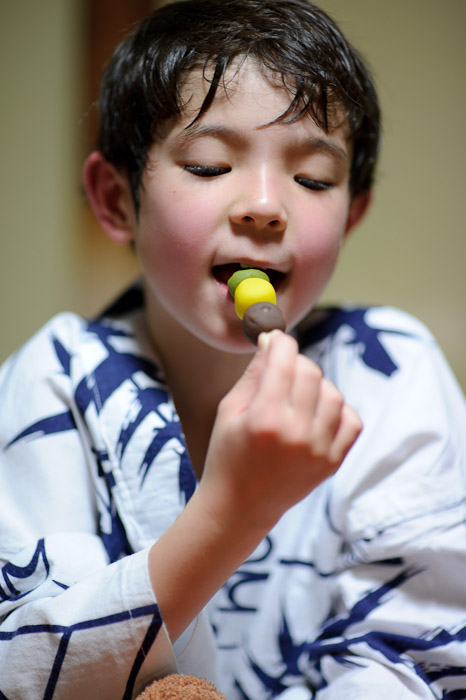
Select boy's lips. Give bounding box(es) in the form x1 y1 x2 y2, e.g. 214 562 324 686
212 263 285 290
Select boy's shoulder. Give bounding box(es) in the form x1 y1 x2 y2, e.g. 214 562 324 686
1 311 88 382
0 284 152 389
297 304 437 383
299 304 433 345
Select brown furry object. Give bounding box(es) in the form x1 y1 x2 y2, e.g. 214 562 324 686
136 674 226 699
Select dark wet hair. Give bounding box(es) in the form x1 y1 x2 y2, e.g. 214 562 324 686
96 0 381 211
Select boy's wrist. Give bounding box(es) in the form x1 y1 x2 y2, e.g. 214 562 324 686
191 480 274 549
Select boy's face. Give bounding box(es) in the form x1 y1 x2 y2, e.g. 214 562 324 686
130 62 365 352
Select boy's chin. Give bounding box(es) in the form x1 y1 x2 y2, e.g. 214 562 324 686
206 330 258 355
188 320 258 355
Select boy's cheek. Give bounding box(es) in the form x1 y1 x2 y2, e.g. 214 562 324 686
141 181 220 239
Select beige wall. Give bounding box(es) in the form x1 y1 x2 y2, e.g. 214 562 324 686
0 0 84 357
318 0 466 392
1 1 465 391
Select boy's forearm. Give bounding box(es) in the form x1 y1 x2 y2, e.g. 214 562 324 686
148 483 266 642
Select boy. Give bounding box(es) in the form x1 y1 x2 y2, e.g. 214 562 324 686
0 1 465 698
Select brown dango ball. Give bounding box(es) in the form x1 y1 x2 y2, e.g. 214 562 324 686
242 302 286 345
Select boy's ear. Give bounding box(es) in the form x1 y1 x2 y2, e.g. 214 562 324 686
83 151 136 244
344 190 372 237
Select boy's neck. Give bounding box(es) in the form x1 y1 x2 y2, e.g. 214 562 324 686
144 292 254 477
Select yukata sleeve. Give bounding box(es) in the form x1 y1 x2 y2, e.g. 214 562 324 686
307 312 466 699
0 315 177 700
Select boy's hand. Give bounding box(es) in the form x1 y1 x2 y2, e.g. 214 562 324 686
199 330 362 535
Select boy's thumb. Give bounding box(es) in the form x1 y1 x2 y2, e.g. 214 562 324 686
223 333 273 413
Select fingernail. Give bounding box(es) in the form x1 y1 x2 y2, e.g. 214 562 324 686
258 332 270 351
257 329 281 352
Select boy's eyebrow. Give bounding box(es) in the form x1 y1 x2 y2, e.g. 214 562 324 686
173 124 247 148
172 124 348 162
292 136 349 163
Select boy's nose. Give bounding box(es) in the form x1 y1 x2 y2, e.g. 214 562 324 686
229 169 287 236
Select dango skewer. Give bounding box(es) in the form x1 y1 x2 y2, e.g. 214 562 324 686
228 268 286 345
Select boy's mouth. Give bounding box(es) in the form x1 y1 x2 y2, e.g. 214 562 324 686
212 263 285 290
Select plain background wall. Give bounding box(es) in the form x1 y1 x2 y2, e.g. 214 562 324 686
0 1 84 360
1 0 465 390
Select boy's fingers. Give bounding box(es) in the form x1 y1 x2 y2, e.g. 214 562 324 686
289 354 323 419
222 329 362 471
328 403 363 465
219 343 268 416
219 330 295 421
292 368 362 464
254 330 300 405
312 379 346 440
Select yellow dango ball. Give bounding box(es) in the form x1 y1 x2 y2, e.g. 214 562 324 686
234 277 276 319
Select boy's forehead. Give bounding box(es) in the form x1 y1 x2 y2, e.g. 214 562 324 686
174 60 350 146
179 60 269 114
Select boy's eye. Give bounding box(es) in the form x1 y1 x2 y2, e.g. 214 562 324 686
294 176 333 192
184 165 231 177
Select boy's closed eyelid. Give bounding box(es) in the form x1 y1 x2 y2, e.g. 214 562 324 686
294 176 334 191
182 166 337 188
183 164 231 177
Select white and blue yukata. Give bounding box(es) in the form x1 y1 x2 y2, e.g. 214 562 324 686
0 284 465 700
